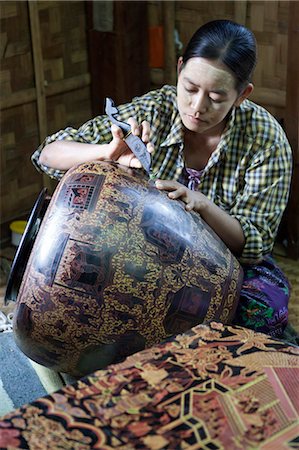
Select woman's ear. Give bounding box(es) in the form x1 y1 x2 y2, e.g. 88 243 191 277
234 83 254 107
177 56 184 76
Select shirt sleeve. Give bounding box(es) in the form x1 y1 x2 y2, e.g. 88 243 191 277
31 85 178 181
31 116 115 180
231 140 293 263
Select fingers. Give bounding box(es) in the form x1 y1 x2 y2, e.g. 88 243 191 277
110 119 154 168
117 151 142 169
155 179 184 198
127 117 140 135
185 201 195 211
147 142 154 154
155 179 195 210
168 187 187 199
127 118 151 143
129 155 142 168
111 124 124 140
140 121 151 143
155 180 182 191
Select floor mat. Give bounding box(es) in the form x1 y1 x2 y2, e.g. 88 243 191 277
0 332 47 416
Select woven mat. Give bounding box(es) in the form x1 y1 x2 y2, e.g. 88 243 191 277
0 332 48 416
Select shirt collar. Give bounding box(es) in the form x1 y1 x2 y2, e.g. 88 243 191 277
222 106 236 139
201 108 237 171
160 112 184 147
159 103 238 153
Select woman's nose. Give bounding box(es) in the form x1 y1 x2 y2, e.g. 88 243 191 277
192 93 208 114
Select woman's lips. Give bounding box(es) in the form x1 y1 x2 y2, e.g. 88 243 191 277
187 114 207 124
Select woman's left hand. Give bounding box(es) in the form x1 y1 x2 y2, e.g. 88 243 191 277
155 179 245 255
155 180 208 213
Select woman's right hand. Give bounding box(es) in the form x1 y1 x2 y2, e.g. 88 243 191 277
106 118 154 168
39 118 154 171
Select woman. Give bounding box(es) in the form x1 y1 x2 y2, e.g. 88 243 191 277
32 20 293 338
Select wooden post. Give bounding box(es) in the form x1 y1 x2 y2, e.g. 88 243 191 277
28 1 54 192
234 1 247 25
86 1 150 116
28 1 47 141
163 1 176 85
285 1 299 259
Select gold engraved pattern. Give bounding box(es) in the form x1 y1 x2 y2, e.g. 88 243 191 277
13 162 243 376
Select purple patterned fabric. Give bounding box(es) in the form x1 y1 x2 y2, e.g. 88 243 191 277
234 255 290 338
186 167 204 190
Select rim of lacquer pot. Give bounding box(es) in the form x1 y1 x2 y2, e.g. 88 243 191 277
5 188 50 304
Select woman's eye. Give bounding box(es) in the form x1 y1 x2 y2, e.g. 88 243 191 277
185 86 196 93
210 97 223 103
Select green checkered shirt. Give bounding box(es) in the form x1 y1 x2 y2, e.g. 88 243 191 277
32 85 293 263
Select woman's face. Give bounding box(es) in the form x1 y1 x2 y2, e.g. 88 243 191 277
177 57 247 135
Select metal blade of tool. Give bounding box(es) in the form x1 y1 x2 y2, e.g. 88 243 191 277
105 97 151 174
124 132 151 173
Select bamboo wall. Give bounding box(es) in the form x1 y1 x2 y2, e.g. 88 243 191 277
0 1 92 244
148 0 289 120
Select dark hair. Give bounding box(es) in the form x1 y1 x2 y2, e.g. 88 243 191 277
182 20 257 92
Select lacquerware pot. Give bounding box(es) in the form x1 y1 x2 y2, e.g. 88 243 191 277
6 161 243 377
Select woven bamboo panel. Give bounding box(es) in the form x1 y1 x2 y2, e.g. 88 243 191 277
1 2 38 243
1 103 41 222
176 1 236 47
0 1 92 244
46 86 92 136
174 1 289 118
38 1 89 83
0 1 35 99
249 2 288 89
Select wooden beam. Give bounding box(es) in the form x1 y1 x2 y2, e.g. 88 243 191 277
28 1 47 142
234 1 247 25
1 74 91 111
163 1 176 85
284 1 299 259
1 88 36 110
46 73 91 97
4 72 285 114
87 2 150 116
250 87 286 108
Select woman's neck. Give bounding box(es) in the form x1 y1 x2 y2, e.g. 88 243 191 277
183 129 222 170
